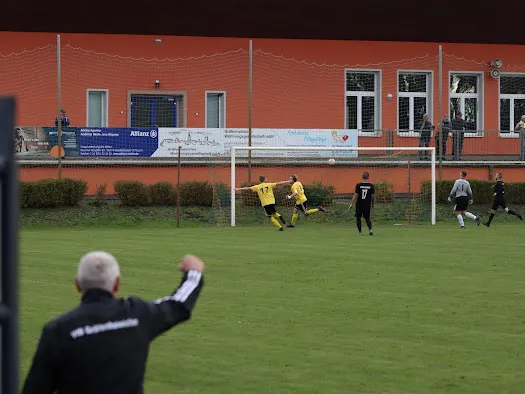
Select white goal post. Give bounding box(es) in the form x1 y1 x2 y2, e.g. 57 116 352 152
230 146 436 227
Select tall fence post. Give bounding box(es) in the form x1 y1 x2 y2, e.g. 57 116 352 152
57 34 63 178
0 96 19 394
247 39 253 183
438 44 443 180
177 146 181 228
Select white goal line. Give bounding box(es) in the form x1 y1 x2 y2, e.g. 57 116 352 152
230 146 436 227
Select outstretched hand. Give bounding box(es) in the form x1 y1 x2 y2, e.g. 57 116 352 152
348 204 353 210
179 255 205 273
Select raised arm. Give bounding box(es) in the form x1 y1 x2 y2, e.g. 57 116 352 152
274 180 292 186
235 186 253 191
145 255 205 340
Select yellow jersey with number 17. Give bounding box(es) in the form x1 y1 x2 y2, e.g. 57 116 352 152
291 181 307 204
250 182 277 206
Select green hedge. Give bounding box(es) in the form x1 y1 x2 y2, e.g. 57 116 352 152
421 180 525 204
113 180 227 207
179 181 213 207
374 181 394 203
149 182 177 206
20 178 87 208
114 180 151 206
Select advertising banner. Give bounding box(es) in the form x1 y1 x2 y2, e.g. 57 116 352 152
14 126 79 157
78 127 159 157
153 128 359 158
14 127 358 158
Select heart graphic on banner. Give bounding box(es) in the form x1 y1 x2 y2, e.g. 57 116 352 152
342 135 349 142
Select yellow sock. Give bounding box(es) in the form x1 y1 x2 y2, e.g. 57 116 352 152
291 213 299 225
270 216 281 229
306 208 319 215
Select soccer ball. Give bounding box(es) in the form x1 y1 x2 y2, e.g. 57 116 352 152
328 158 336 165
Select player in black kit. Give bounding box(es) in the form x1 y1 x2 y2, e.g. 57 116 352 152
349 171 375 235
483 172 523 227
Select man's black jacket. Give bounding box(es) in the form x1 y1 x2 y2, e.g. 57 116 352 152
21 269 204 394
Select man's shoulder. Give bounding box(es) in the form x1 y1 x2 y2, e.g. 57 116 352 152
45 296 147 329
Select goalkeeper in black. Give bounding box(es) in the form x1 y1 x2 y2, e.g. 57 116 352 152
483 172 523 227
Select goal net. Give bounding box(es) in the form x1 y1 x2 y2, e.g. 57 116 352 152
226 147 436 227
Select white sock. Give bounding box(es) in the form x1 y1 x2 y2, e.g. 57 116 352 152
457 215 465 227
465 212 476 220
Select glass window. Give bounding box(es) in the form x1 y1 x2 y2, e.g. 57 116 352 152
206 92 225 128
87 90 107 127
345 71 380 134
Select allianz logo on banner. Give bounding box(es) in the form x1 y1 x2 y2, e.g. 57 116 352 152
130 130 157 138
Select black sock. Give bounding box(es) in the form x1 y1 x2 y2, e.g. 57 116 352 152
487 213 494 224
365 218 372 230
356 218 362 233
508 209 519 218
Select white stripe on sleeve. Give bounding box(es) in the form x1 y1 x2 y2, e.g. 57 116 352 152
154 270 202 304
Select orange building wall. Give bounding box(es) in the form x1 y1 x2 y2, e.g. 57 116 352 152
18 165 525 196
1 32 525 157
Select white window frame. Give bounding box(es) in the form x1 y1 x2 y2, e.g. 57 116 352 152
449 71 484 137
86 89 109 127
498 72 525 139
397 70 434 137
344 69 382 137
205 91 226 128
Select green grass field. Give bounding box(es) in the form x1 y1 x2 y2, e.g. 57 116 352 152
20 222 525 393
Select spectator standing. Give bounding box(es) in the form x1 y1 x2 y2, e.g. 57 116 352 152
435 115 451 160
515 114 525 160
451 111 466 160
21 251 205 394
55 109 70 127
419 113 434 160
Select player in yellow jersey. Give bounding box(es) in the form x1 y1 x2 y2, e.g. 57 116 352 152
285 174 326 228
235 176 291 231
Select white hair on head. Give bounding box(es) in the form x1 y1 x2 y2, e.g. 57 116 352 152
77 251 120 292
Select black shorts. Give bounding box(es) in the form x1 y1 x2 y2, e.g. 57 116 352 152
263 204 277 216
355 205 371 219
295 202 308 213
492 196 507 211
454 196 469 212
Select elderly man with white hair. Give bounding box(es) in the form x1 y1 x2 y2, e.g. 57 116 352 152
21 251 205 394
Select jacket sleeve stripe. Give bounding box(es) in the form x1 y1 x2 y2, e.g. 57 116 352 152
154 270 202 304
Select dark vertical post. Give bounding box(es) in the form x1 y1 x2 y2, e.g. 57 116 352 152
247 40 253 183
407 155 412 225
0 97 19 394
177 146 181 228
57 34 63 178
